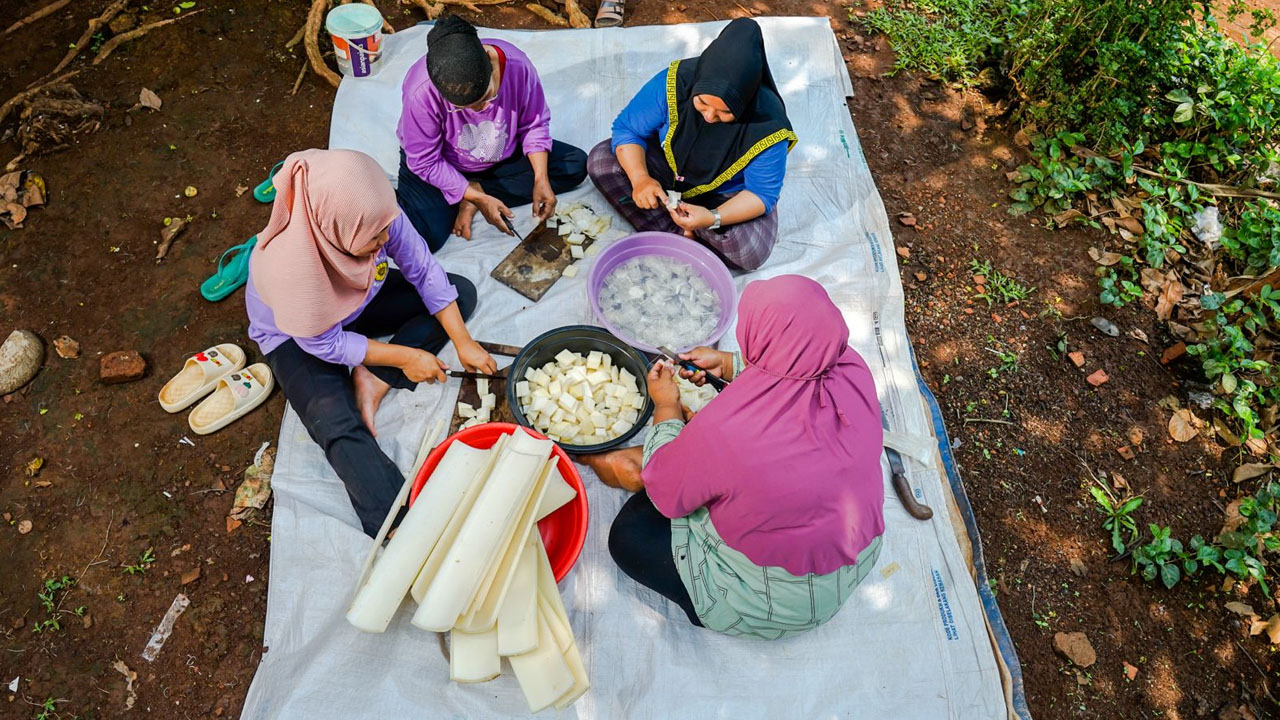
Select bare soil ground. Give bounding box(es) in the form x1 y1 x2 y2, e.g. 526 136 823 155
0 1 1274 718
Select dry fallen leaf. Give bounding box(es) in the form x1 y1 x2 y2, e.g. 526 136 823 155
1246 436 1269 456
1161 342 1187 365
17 519 32 534
234 184 249 197
24 457 43 477
1116 446 1135 460
1155 277 1186 321
156 216 188 263
1054 208 1084 226
112 659 137 710
180 566 201 585
226 516 242 533
897 212 916 227
1127 427 1145 447
138 87 162 111
1216 418 1243 447
1168 409 1199 442
1111 472 1130 491
1233 463 1274 484
1115 215 1145 236
1249 614 1280 644
53 335 79 359
1225 601 1256 616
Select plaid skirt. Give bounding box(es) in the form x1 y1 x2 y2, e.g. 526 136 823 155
586 140 778 271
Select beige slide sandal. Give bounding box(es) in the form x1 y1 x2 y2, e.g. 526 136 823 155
188 363 274 435
158 344 246 413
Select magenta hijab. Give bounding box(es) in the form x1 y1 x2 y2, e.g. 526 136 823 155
642 275 885 576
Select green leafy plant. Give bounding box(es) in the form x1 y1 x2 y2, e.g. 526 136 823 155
1089 484 1143 554
1132 524 1185 589
122 548 155 575
32 575 76 634
970 259 1034 305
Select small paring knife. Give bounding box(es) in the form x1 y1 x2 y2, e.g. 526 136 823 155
658 345 728 392
447 370 506 381
500 216 526 243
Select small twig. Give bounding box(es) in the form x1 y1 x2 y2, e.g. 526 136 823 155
0 70 80 127
3 0 73 37
306 0 341 89
1235 640 1277 703
93 9 208 65
189 488 229 496
290 60 308 95
963 417 1018 426
56 510 112 613
285 22 307 50
50 0 129 74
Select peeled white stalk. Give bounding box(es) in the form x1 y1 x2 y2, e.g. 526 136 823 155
346 440 491 633
508 605 576 713
496 531 540 656
457 456 556 631
411 430 553 631
410 435 511 603
536 465 577 521
450 627 501 684
532 537 590 709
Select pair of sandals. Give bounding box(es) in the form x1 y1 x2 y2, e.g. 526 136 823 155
158 344 275 435
200 160 284 302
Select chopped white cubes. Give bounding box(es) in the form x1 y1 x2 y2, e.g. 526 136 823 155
518 348 646 445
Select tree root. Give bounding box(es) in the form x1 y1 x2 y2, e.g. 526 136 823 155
361 0 396 33
525 3 569 25
3 0 73 37
561 0 591 28
306 0 342 89
286 22 307 50
92 9 209 65
50 0 130 75
406 0 446 19
0 71 81 127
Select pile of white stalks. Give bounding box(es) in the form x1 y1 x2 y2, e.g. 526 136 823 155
456 378 499 431
346 427 588 713
550 203 610 279
517 348 645 446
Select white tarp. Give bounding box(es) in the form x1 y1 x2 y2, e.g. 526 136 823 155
241 18 1008 719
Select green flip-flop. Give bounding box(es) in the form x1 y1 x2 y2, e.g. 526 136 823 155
201 236 258 302
253 161 285 204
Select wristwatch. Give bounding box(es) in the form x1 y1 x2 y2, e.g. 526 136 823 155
709 208 723 231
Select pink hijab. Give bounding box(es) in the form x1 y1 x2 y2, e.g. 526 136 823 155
248 148 400 337
642 275 885 576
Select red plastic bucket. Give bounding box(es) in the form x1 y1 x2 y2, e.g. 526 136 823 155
409 422 588 582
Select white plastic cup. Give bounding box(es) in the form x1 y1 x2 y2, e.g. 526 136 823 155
326 4 384 78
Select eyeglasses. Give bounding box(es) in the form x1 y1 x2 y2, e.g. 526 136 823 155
446 78 497 114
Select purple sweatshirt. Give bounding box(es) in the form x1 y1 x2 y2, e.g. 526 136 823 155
397 39 553 205
245 212 459 366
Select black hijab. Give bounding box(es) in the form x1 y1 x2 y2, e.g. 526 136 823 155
665 19 795 197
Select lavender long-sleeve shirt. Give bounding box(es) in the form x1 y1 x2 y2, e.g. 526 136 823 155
397 39 553 205
245 212 459 366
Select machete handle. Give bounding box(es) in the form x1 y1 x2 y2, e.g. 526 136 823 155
892 470 934 520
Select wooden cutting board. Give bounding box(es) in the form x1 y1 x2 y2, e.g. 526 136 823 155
447 341 522 434
489 221 597 302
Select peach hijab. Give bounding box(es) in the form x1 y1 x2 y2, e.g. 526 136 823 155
248 148 400 337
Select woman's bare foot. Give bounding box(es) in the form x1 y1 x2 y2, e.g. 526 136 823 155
452 200 478 240
576 447 644 492
352 366 391 436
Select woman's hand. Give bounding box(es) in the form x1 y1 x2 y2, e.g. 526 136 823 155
457 340 497 374
630 176 667 210
531 178 557 221
646 361 681 409
670 202 716 238
475 193 515 235
402 349 448 383
678 346 732 385
452 200 478 241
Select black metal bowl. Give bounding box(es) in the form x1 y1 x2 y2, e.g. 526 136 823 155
505 325 655 454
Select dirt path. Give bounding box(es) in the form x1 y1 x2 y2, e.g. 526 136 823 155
0 1 1272 718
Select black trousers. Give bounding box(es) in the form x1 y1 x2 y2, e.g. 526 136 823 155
395 140 589 252
609 491 703 627
265 270 478 536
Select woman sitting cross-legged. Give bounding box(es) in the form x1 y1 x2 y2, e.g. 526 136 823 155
396 15 588 250
581 275 885 638
587 18 796 271
245 148 496 536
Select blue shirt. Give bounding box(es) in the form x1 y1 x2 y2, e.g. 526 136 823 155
610 70 788 214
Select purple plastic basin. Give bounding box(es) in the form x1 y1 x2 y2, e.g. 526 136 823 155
586 231 737 354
